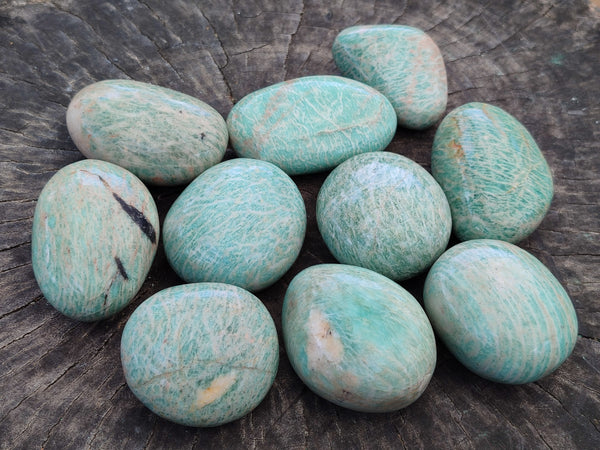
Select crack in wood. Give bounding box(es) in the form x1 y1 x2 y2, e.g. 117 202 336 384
197 7 234 101
0 260 31 276
579 334 600 343
393 422 409 449
47 2 134 79
0 295 43 321
0 311 55 352
19 322 123 446
229 42 270 56
123 3 185 82
142 414 158 450
478 3 556 57
532 380 598 439
137 0 182 46
0 357 77 428
38 386 86 449
0 238 32 251
87 383 127 448
283 0 304 80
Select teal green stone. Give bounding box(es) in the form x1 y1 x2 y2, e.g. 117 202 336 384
332 25 447 130
423 239 578 384
32 160 159 321
226 75 397 175
432 102 554 243
121 283 279 427
282 264 436 412
67 79 228 186
162 158 306 291
317 152 451 281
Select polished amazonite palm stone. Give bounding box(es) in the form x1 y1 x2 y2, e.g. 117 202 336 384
424 239 578 384
163 158 306 291
226 75 397 175
121 283 279 427
67 79 228 186
283 264 436 412
332 25 447 130
317 152 451 281
32 159 159 321
432 102 554 243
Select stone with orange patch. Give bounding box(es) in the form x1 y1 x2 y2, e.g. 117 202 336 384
120 283 278 427
432 102 554 243
332 25 447 130
282 264 436 412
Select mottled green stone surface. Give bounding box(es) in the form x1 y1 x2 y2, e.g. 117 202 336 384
227 75 397 175
282 264 436 412
424 239 578 384
431 102 554 243
120 283 279 427
31 159 159 321
317 152 451 281
163 158 306 291
67 79 228 186
332 25 447 130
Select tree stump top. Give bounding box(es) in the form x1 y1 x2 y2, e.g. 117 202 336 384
1 1 599 448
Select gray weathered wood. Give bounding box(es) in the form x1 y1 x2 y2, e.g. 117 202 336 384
1 0 599 448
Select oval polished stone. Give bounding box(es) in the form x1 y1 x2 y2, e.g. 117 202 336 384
163 158 306 291
227 75 397 175
67 79 228 186
317 152 452 281
32 159 159 321
432 102 554 243
424 239 578 384
431 102 554 243
283 264 436 412
332 25 447 130
121 283 279 427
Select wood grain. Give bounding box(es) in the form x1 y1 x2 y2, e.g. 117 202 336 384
1 0 599 448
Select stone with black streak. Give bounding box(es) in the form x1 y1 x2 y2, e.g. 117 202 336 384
31 159 159 321
67 79 228 186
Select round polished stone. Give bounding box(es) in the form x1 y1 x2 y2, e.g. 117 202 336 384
424 239 578 384
332 25 447 130
317 152 451 281
432 102 554 243
283 264 436 412
32 159 159 321
227 75 397 175
121 283 279 427
67 79 228 186
163 158 306 292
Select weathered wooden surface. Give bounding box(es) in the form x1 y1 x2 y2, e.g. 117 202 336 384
1 0 599 448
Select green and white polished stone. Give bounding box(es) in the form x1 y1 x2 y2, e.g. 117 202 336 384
67 79 228 186
432 102 554 243
424 239 578 384
32 159 159 321
332 25 447 130
121 283 279 427
317 152 452 281
227 75 397 175
163 158 306 291
283 264 436 412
